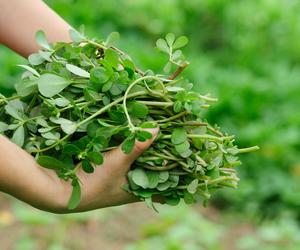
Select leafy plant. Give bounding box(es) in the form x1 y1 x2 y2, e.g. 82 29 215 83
0 30 258 210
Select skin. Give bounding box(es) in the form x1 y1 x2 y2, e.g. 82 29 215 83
0 0 159 213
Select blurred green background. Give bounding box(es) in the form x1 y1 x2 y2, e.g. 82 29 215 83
1 0 300 249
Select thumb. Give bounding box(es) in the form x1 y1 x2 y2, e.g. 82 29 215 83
123 127 159 165
104 127 159 173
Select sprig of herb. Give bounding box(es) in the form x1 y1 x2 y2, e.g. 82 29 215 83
0 30 259 210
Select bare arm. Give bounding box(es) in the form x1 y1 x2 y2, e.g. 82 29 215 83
0 0 72 57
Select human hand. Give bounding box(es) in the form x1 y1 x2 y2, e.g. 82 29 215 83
60 127 159 213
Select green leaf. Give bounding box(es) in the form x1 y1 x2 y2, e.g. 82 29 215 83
211 153 223 168
165 196 180 206
87 121 100 137
104 49 119 69
105 32 120 46
156 38 169 54
158 171 169 183
131 168 149 189
147 171 160 189
183 191 195 204
83 88 102 101
136 130 153 142
17 64 40 77
157 181 171 191
11 126 25 147
128 101 149 118
102 81 113 92
227 146 239 155
50 118 76 134
5 100 24 120
37 73 70 98
109 83 123 96
169 175 180 187
15 79 38 97
41 132 60 140
140 122 158 129
145 197 158 212
82 159 94 173
187 179 198 194
127 171 140 190
69 29 85 43
0 122 8 133
165 33 175 47
121 135 135 154
173 101 182 113
175 141 190 153
68 181 81 210
61 122 77 135
36 30 51 50
90 67 110 84
179 149 192 158
39 50 52 62
173 36 189 49
63 144 81 155
66 64 90 78
37 156 68 170
171 50 182 60
171 128 187 145
87 151 103 165
28 53 45 65
54 97 70 107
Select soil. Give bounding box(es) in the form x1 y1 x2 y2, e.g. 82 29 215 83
0 194 255 250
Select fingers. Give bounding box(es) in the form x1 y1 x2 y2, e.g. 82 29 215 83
124 127 159 165
104 127 159 173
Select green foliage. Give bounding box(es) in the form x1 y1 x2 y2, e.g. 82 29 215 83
0 31 257 210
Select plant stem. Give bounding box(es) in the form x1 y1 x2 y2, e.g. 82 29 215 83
156 111 187 123
238 146 260 154
122 75 166 131
78 90 146 128
207 125 224 137
177 176 239 189
168 62 189 80
161 134 233 143
137 101 173 107
142 162 179 171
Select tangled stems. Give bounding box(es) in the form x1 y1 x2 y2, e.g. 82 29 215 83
33 74 170 154
32 90 148 153
0 32 261 210
177 176 240 190
0 95 21 106
122 75 166 131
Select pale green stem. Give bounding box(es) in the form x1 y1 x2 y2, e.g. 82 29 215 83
156 111 187 123
177 176 239 189
137 101 173 107
161 134 234 143
122 75 166 131
238 146 260 154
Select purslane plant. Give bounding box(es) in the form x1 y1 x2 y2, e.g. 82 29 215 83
0 30 258 210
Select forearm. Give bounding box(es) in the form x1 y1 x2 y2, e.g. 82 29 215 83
0 0 72 57
0 135 69 212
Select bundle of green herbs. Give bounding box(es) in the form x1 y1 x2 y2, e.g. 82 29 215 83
0 30 258 210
